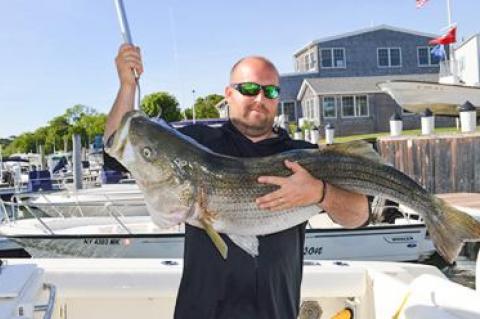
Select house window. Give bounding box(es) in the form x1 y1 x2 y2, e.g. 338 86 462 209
341 96 355 117
417 46 441 66
320 48 345 68
377 48 402 67
323 96 336 118
309 51 316 70
281 101 296 121
356 96 369 117
304 55 309 71
341 95 369 117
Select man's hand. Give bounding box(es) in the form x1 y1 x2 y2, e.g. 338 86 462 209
256 160 324 211
115 43 144 88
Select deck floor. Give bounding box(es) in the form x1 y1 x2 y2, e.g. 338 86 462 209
437 193 480 212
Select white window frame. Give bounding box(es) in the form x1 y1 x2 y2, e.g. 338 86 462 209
304 55 309 72
355 95 369 117
417 46 441 67
377 47 402 68
322 96 337 119
308 51 316 70
320 48 346 69
280 100 295 118
340 95 369 118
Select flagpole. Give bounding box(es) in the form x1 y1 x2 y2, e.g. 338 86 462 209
446 0 456 80
447 0 452 26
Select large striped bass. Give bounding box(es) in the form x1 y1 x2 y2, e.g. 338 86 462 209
106 111 480 263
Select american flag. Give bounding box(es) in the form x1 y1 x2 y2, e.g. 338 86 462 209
416 0 429 8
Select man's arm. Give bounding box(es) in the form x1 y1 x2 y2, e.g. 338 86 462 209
104 44 144 140
256 160 369 229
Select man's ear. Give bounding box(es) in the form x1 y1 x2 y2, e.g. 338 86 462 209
224 86 233 102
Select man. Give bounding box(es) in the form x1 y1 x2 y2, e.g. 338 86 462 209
105 44 369 319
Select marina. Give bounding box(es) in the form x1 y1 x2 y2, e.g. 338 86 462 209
1 0 480 318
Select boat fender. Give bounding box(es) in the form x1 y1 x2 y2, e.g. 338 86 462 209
331 308 353 319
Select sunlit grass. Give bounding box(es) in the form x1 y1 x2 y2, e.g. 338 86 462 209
318 126 480 144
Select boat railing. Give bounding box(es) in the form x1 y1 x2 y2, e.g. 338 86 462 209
33 283 57 319
439 59 461 81
104 202 133 234
1 195 138 235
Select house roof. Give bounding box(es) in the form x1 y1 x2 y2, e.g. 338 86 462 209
279 72 319 101
297 73 439 99
294 24 439 56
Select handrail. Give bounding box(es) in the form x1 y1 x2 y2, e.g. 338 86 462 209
105 202 132 234
34 283 57 319
22 204 54 235
0 198 10 223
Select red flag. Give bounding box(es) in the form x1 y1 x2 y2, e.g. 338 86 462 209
416 0 429 8
429 26 457 45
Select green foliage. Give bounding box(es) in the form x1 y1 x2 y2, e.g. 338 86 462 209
184 94 223 119
140 92 182 122
183 108 193 120
2 104 106 156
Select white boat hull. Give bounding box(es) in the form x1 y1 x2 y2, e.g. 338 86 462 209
0 216 435 262
377 80 480 116
2 258 478 319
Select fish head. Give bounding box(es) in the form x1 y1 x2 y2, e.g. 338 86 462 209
106 111 183 190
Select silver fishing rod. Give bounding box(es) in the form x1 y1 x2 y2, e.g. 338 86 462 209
113 0 141 109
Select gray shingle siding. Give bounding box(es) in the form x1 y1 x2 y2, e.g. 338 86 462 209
315 29 441 77
280 26 455 135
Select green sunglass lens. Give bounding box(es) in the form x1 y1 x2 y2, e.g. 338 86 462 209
240 83 261 96
264 86 279 99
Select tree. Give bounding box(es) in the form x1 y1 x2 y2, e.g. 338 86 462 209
65 104 96 124
46 115 70 152
140 92 182 122
185 94 223 119
3 132 36 155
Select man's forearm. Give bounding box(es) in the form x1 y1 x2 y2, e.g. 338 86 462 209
319 183 369 228
104 85 136 140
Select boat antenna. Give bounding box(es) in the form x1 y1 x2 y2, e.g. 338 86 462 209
113 0 141 110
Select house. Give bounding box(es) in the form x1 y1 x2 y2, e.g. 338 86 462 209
279 25 455 136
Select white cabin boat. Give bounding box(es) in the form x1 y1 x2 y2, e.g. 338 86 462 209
0 214 435 262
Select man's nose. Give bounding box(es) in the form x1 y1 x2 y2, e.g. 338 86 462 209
254 89 266 103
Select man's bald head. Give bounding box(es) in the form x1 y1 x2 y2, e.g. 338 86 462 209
229 56 279 83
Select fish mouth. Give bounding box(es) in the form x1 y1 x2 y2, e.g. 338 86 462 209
105 111 144 161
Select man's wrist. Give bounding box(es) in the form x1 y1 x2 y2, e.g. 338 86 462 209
318 180 327 205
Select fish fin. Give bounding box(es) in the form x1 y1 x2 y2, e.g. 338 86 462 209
199 219 228 259
428 197 480 264
320 140 383 163
195 184 228 259
228 234 259 257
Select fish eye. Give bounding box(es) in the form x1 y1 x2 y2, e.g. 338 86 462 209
142 147 153 159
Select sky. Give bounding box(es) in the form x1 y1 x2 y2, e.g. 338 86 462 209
0 0 479 138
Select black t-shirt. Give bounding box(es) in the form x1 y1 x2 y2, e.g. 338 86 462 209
174 121 318 319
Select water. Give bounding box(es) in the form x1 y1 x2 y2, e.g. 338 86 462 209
443 257 476 289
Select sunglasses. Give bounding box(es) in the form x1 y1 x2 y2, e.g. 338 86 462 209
231 82 280 100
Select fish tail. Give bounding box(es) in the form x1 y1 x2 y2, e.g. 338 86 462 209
428 197 480 264
200 219 228 259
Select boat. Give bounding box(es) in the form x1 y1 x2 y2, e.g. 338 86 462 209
377 79 480 116
0 211 435 261
21 182 147 218
378 2 480 117
1 255 479 319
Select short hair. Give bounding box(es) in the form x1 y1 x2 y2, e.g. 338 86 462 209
229 56 279 82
